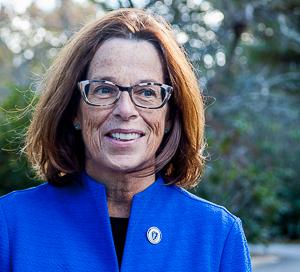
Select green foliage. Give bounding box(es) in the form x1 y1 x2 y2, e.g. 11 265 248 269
0 86 40 195
195 86 300 242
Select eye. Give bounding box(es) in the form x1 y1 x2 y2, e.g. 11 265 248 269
137 88 157 97
94 86 114 95
90 84 117 97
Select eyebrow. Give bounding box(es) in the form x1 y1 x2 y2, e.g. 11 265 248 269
90 76 160 84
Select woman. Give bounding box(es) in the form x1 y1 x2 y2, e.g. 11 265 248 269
0 8 252 271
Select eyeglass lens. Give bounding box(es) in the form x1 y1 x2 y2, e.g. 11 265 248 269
86 82 167 108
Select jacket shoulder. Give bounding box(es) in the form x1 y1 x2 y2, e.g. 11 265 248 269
0 183 51 203
169 185 238 225
0 181 81 212
0 183 57 213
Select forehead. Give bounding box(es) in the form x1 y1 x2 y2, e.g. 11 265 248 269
87 38 165 84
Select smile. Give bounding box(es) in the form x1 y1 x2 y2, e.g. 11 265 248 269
106 130 145 142
110 133 142 141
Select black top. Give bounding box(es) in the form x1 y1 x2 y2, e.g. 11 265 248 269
110 217 129 267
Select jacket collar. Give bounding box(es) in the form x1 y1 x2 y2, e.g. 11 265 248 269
79 172 173 271
81 171 166 204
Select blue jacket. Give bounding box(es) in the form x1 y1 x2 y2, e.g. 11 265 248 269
0 173 252 271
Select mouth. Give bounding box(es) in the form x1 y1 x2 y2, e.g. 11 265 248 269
106 130 145 142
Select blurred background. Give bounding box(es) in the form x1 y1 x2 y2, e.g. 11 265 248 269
0 0 299 270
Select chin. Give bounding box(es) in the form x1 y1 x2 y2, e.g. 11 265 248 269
107 157 150 173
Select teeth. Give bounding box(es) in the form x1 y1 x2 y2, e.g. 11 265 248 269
110 133 142 141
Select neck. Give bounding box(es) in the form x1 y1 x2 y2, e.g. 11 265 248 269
86 165 156 218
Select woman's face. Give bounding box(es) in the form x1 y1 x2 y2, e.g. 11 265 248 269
76 38 170 176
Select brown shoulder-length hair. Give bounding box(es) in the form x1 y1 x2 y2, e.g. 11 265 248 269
25 8 206 188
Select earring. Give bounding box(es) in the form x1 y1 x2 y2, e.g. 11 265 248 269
164 128 170 134
73 122 81 130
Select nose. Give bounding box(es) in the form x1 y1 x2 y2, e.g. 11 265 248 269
113 91 139 120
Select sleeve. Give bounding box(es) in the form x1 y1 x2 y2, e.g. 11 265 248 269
0 203 10 271
219 218 252 272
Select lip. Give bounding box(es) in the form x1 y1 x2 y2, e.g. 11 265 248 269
105 129 145 135
104 128 145 147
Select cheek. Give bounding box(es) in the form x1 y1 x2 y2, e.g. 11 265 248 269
151 119 164 137
79 109 111 155
143 109 167 145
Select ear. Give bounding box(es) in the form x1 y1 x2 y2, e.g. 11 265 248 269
73 106 82 130
73 102 83 125
73 116 79 124
73 118 81 130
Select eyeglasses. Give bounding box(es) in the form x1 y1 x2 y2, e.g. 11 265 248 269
78 80 173 109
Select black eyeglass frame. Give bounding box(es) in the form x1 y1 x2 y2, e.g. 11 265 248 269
77 80 173 109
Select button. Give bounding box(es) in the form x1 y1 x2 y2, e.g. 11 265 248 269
147 226 162 244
